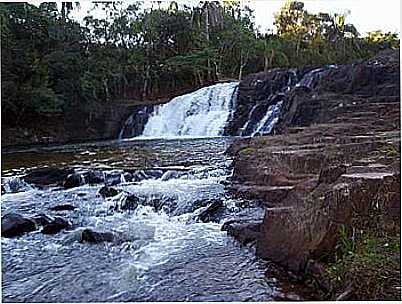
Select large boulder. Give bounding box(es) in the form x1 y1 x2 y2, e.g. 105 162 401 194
1 213 37 237
79 229 115 244
23 167 74 186
63 173 85 189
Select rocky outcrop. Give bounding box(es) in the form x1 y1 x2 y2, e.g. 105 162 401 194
42 217 70 234
226 50 400 279
23 167 75 187
1 213 37 238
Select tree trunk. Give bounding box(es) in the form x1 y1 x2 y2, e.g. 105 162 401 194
205 6 211 81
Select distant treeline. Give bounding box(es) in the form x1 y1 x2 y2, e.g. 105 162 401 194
1 1 399 126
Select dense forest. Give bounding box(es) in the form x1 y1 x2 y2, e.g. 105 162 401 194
1 1 399 127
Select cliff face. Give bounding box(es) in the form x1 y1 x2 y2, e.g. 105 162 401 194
226 49 400 299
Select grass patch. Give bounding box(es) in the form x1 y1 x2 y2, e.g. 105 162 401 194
324 228 401 300
239 146 256 155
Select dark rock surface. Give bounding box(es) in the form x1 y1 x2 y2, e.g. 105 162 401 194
227 49 400 277
42 217 70 234
99 186 119 198
79 229 115 244
49 204 77 212
63 173 85 189
119 194 139 211
1 213 37 238
23 167 74 186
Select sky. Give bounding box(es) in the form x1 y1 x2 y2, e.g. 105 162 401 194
27 0 401 36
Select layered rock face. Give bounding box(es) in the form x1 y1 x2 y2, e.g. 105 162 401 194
227 50 400 276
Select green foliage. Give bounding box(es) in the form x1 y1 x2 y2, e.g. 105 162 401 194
239 146 256 155
325 231 401 300
1 1 399 126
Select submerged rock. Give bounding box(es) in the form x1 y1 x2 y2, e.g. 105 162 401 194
63 173 84 189
80 229 115 244
99 186 119 198
49 204 77 212
42 217 70 234
1 213 37 237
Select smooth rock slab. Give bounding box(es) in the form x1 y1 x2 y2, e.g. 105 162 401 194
1 213 37 238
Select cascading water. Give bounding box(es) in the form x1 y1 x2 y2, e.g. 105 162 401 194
139 82 238 138
1 138 303 302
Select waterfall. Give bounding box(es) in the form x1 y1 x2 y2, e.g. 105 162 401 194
139 82 239 138
119 65 335 140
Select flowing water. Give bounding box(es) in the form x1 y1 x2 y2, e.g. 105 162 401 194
141 82 239 138
1 70 334 301
1 138 304 302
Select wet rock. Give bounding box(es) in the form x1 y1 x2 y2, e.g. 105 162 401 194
80 229 115 244
144 169 164 179
122 172 133 182
99 186 119 198
85 170 105 185
222 219 262 245
120 194 139 211
42 217 70 234
1 184 5 194
63 173 84 189
198 200 224 222
49 204 77 212
31 214 53 227
1 213 37 237
23 167 74 186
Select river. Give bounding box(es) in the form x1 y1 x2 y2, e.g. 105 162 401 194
1 137 305 302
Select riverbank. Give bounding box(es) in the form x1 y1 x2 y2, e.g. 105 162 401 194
226 49 401 300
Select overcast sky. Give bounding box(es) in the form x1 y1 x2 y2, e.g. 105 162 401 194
27 0 400 36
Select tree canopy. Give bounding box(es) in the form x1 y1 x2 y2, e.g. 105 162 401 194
1 1 399 126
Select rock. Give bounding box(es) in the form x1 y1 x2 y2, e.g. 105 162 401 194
31 214 53 227
63 173 84 189
85 170 105 185
99 186 119 198
222 219 262 245
119 194 139 211
80 229 115 244
143 169 164 180
23 167 74 186
49 204 77 212
1 184 5 194
122 172 133 182
318 164 347 184
198 199 224 222
42 217 70 234
1 213 37 237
